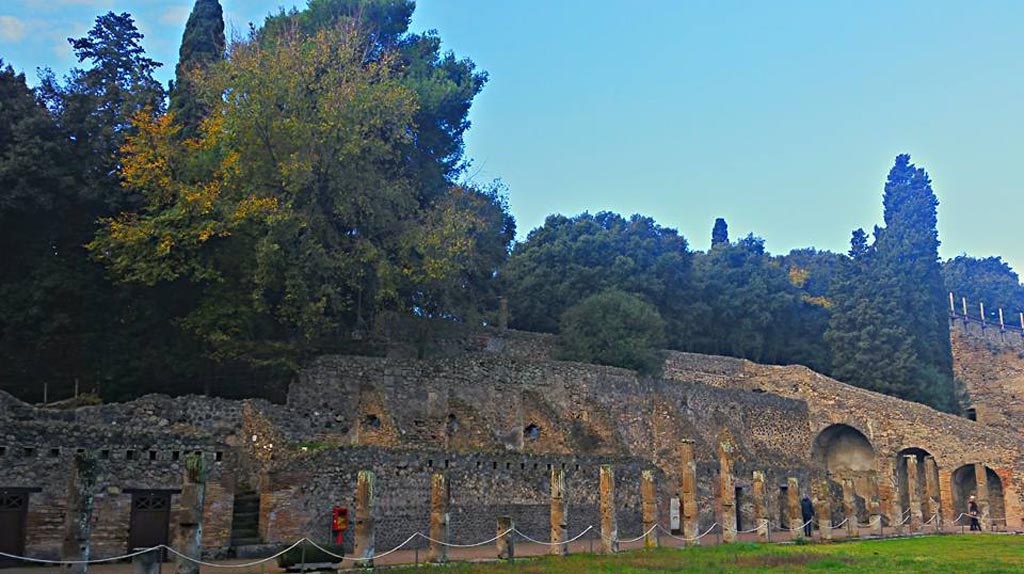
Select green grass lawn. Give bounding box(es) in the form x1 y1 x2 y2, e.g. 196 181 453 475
387 535 1024 574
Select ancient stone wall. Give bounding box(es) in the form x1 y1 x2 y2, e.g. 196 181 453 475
663 350 1024 529
951 323 1024 437
0 394 239 559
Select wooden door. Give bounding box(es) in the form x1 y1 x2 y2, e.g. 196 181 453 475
128 492 171 552
0 492 28 568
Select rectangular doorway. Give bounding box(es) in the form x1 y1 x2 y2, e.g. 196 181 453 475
128 491 171 553
0 491 29 568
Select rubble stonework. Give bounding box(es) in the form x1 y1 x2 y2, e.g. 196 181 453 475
2 325 1024 560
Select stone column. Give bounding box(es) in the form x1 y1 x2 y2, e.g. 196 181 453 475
938 469 955 526
752 471 768 542
550 467 568 556
175 454 207 574
786 477 801 532
975 463 990 530
62 453 97 574
718 442 736 543
867 472 881 529
878 459 897 530
814 479 832 541
496 516 514 561
923 457 940 528
427 473 449 563
600 465 618 553
680 440 698 545
353 470 376 568
841 478 858 538
641 470 659 548
905 455 922 531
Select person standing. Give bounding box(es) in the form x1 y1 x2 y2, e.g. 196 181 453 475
800 496 815 537
968 495 981 531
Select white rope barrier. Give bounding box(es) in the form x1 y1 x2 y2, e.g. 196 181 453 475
657 523 717 542
832 517 849 529
725 519 769 534
0 546 162 565
415 529 513 548
513 525 594 546
788 518 813 532
163 539 308 568
615 524 660 544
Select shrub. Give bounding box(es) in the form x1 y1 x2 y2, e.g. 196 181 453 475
558 290 666 375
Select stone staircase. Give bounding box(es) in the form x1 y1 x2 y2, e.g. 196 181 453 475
230 489 268 557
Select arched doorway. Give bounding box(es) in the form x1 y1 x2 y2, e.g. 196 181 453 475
951 465 1006 530
811 424 876 523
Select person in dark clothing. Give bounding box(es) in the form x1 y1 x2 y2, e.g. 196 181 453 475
969 496 981 531
801 496 815 537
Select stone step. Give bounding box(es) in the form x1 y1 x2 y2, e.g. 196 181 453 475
232 511 259 522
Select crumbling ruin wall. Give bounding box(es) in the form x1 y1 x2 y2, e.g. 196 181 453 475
951 324 1024 437
663 350 1024 529
0 395 240 559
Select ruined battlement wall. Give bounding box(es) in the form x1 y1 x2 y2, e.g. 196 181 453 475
951 323 1024 437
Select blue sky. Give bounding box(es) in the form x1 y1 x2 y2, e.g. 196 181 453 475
1 0 1022 279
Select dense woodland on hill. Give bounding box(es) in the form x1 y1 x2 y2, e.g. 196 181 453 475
1 0 1022 412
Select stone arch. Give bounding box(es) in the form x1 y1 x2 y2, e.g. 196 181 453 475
951 464 1006 529
812 424 876 523
895 447 931 516
811 424 875 475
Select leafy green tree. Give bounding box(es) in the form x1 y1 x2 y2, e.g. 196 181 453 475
827 155 956 411
943 255 1023 319
558 290 666 375
169 0 225 138
262 0 487 205
38 12 164 210
504 211 692 344
684 234 801 364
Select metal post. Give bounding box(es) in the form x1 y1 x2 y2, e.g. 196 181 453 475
300 541 306 573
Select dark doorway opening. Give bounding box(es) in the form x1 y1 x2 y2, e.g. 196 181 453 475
128 491 172 555
735 486 744 531
0 491 29 568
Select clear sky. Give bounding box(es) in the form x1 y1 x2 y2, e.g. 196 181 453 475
1 0 1022 276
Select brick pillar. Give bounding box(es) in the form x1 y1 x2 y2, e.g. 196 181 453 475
938 469 955 526
841 478 858 538
354 470 376 568
496 516 514 561
814 479 832 541
905 456 922 531
787 477 801 532
427 472 449 563
600 465 618 553
752 471 767 542
61 453 97 574
718 441 736 543
175 454 207 574
680 440 698 545
923 456 940 528
641 470 659 548
867 471 881 527
550 467 568 556
975 463 990 530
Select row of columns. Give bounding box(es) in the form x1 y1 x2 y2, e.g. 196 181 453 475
343 448 1000 566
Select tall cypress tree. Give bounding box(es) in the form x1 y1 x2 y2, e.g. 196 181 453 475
711 217 729 247
169 0 225 137
827 155 956 411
